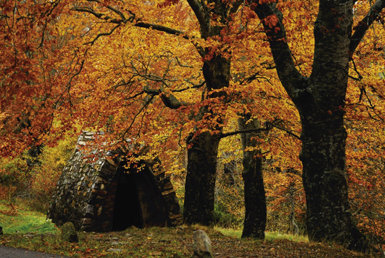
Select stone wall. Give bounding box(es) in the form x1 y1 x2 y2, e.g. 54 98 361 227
47 132 182 232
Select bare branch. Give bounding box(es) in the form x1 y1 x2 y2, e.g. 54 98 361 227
87 0 126 21
122 95 155 140
220 127 271 138
73 5 189 39
268 122 301 140
350 0 385 57
86 23 120 45
134 22 187 38
241 72 272 85
72 6 122 24
172 81 206 92
348 58 364 81
223 119 300 140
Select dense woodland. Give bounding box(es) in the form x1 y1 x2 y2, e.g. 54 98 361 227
1 0 385 254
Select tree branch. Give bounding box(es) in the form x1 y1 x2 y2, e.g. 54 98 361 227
222 119 301 140
122 95 155 139
86 23 120 45
249 2 307 101
186 0 210 37
72 7 122 24
220 127 271 138
350 0 385 57
134 22 187 38
73 5 192 42
87 0 126 21
172 81 206 92
269 123 301 140
143 86 186 109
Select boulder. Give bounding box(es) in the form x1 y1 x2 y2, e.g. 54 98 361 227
60 222 78 243
192 230 212 257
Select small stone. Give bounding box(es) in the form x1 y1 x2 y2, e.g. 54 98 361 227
107 248 122 253
193 230 212 258
60 222 79 243
24 233 35 238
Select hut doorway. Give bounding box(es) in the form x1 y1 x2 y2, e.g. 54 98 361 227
111 165 169 231
112 170 143 230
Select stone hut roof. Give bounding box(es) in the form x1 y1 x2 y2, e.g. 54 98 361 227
47 132 182 232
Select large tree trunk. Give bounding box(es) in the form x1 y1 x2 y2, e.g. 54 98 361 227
183 131 221 225
298 1 367 250
250 0 380 251
300 111 367 250
183 54 230 225
239 115 266 239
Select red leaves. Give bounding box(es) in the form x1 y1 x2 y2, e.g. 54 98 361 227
264 14 279 29
158 0 180 8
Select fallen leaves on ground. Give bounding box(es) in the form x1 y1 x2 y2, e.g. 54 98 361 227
0 226 372 257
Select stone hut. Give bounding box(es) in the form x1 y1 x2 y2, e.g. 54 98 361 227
47 132 182 232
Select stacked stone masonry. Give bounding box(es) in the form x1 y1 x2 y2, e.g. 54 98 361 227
48 132 182 232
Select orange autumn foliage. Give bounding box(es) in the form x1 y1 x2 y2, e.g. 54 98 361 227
0 0 384 247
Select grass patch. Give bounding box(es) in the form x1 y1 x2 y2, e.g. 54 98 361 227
215 226 242 238
216 227 308 242
0 199 58 234
266 231 308 242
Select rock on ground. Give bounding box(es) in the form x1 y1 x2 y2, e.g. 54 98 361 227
60 222 78 243
193 229 212 257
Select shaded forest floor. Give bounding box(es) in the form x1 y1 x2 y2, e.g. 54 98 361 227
0 225 372 257
0 200 377 257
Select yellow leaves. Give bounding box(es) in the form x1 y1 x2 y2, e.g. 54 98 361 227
0 112 9 130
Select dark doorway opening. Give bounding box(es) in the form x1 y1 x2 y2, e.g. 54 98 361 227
112 169 143 230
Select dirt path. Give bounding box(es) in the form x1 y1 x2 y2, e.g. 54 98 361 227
0 245 66 258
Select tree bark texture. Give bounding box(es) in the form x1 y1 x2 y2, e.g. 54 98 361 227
184 131 221 225
250 0 385 250
298 1 367 250
299 111 368 250
238 115 266 239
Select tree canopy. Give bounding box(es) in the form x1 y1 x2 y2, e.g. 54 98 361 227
1 0 385 252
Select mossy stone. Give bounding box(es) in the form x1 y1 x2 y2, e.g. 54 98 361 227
60 222 78 243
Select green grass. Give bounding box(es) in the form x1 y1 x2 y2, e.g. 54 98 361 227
0 200 58 234
215 227 308 242
266 231 308 242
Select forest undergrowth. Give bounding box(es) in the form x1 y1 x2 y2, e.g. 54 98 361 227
0 199 372 257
